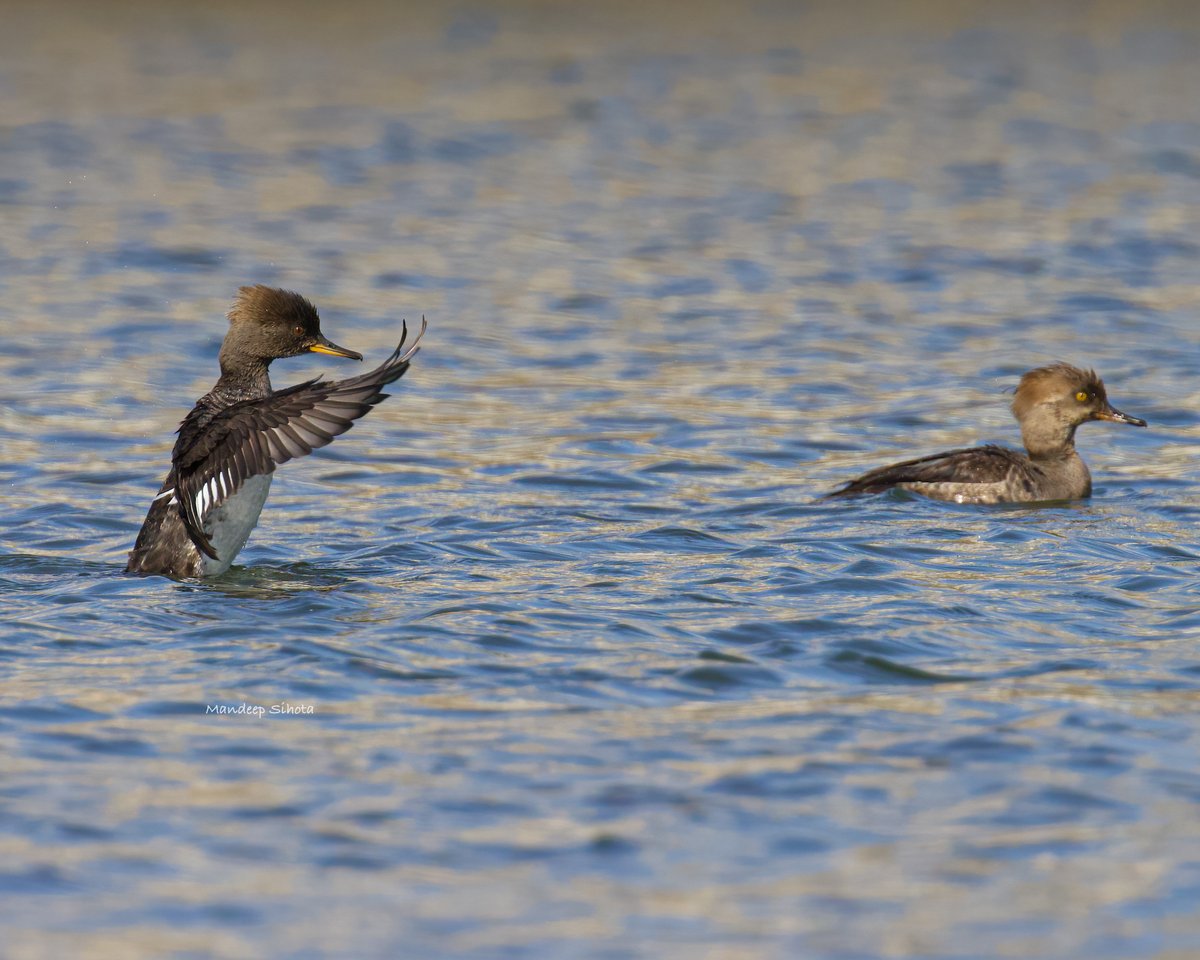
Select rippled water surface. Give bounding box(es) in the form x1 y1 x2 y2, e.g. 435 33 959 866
4 2 1200 957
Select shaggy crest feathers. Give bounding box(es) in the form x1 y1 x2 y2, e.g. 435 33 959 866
1011 362 1104 421
229 285 321 331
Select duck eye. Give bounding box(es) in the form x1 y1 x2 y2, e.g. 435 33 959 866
1075 391 1089 403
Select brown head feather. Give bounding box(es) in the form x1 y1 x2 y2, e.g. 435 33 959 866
1011 362 1104 421
228 285 322 334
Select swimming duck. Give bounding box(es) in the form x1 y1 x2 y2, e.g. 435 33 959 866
827 363 1146 503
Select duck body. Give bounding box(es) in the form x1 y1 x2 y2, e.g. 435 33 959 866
126 286 425 579
129 474 273 579
832 443 1093 504
827 363 1145 504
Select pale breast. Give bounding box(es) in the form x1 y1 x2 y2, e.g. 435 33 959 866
198 474 273 576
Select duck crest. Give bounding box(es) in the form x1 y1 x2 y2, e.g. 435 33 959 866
1011 362 1102 421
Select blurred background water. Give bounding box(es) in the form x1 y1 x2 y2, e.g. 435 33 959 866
3 1 1200 957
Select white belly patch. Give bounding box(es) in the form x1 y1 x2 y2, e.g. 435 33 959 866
199 474 273 576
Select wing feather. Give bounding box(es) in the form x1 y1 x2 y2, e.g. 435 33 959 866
828 444 1033 498
171 317 426 559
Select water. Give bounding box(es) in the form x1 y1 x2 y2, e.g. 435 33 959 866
3 1 1200 957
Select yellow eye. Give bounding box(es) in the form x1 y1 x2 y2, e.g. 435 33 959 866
1075 391 1089 402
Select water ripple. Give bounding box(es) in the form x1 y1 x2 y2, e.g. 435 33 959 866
3 2 1200 957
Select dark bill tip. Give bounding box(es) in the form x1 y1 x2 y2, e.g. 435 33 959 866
309 336 363 361
1097 405 1147 428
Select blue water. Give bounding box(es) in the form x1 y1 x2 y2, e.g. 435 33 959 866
3 2 1200 957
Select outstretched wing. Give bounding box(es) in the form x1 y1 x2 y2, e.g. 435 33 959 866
827 444 1035 499
170 318 426 559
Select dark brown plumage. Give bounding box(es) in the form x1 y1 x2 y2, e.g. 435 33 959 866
126 287 426 578
172 335 422 560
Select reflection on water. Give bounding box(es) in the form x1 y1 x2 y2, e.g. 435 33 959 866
3 0 1200 957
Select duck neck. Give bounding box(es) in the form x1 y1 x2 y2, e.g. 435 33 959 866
1020 414 1077 461
213 346 273 403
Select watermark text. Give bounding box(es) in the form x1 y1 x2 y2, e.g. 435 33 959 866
204 701 315 718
